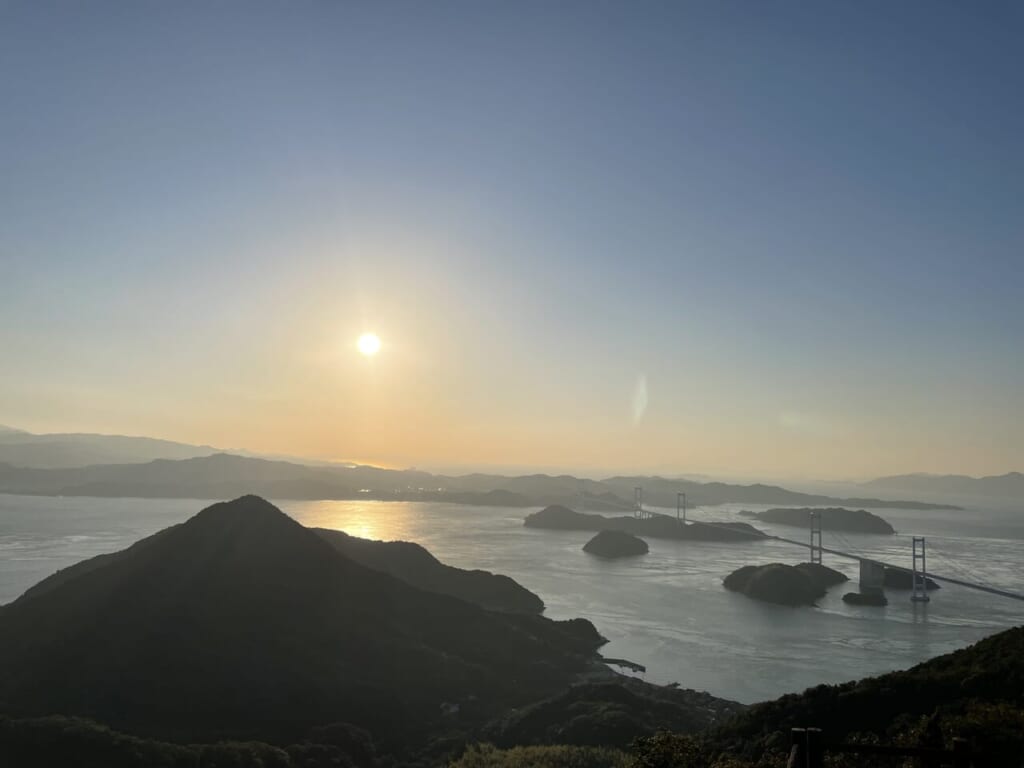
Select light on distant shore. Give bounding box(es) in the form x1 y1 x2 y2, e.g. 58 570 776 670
357 333 382 357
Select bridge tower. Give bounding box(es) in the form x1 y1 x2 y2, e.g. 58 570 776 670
634 486 644 520
809 510 823 565
676 492 687 524
911 537 930 603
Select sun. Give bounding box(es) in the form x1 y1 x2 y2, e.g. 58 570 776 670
357 332 381 357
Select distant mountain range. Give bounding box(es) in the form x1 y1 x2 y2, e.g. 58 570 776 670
862 471 1023 499
0 426 234 469
0 452 961 510
0 426 338 470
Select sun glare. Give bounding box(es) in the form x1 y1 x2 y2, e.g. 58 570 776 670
357 333 381 357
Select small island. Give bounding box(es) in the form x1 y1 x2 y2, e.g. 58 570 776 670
843 591 889 606
723 562 847 606
582 530 649 558
739 507 896 535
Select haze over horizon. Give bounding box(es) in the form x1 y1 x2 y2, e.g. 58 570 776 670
3 2 1021 480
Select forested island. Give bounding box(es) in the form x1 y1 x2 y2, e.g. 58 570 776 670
723 562 848 606
583 530 649 558
525 504 766 542
739 507 896 534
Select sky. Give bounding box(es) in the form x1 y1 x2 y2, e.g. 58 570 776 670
1 2 1021 480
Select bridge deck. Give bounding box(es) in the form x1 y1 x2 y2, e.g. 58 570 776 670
766 532 1024 602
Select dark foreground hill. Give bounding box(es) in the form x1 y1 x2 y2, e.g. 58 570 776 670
0 496 606 750
670 625 1024 765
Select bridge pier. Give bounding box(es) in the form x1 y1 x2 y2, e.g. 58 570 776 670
809 510 823 565
859 559 886 594
912 537 930 603
634 486 648 520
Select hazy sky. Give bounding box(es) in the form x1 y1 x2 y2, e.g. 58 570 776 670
2 2 1021 479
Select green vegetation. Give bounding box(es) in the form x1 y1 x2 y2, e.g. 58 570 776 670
0 716 307 768
0 715 392 767
643 625 1024 766
450 743 628 768
485 682 742 748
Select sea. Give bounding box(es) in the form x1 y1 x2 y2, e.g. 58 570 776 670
1 492 1022 705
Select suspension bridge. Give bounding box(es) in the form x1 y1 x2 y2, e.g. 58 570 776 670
585 485 1024 604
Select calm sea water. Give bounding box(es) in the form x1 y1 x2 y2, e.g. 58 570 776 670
1 493 1022 705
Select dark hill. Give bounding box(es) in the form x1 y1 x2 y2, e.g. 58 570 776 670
313 528 544 614
0 496 604 750
582 530 649 558
701 625 1024 762
723 562 845 606
525 504 602 530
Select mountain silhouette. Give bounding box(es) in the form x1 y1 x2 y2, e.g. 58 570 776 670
0 452 959 510
862 471 1024 499
0 496 604 749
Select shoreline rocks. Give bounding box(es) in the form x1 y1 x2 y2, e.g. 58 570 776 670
843 591 889 606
